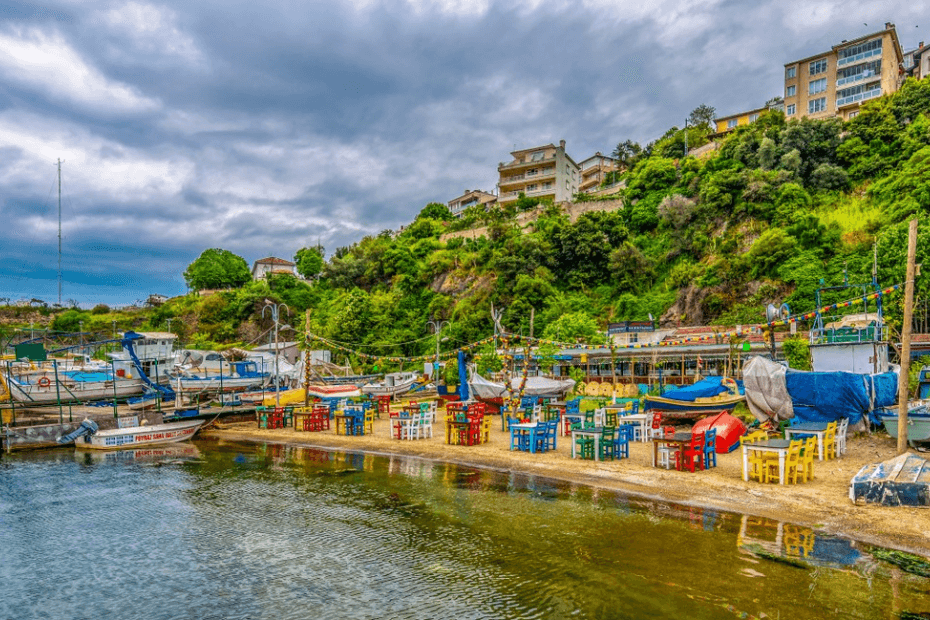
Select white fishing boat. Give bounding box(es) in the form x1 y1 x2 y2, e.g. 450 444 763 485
71 419 204 450
5 369 147 405
173 360 270 393
361 371 420 397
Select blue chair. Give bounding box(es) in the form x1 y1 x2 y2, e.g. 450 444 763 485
506 416 522 431
703 428 717 468
535 420 558 452
614 427 631 459
566 398 581 416
630 400 639 415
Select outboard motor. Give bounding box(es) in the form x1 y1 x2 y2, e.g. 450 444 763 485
57 419 99 444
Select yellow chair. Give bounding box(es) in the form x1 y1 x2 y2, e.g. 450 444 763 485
363 410 375 435
767 440 803 484
743 430 768 445
480 415 492 444
748 451 772 483
823 421 837 459
800 436 816 482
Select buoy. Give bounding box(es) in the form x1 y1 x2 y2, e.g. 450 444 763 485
37 377 51 388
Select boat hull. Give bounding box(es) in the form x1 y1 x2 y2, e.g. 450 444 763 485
74 420 204 450
644 394 745 421
880 414 930 443
10 380 145 404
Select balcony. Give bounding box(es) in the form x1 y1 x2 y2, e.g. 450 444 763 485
836 70 880 87
837 86 882 108
498 153 556 171
499 187 556 202
837 47 881 68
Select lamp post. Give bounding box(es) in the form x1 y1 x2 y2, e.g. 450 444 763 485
426 318 450 381
263 301 291 407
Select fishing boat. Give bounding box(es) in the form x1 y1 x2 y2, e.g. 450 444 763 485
70 418 205 450
361 371 420 398
173 360 270 393
878 403 930 448
5 367 147 405
469 373 576 412
644 376 744 421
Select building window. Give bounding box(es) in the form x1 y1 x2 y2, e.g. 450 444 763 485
808 97 827 114
526 168 538 177
848 111 860 119
786 85 796 97
526 184 537 191
809 58 827 76
786 104 796 115
840 37 882 60
786 66 796 79
530 151 545 162
727 119 738 129
809 77 827 95
749 113 759 122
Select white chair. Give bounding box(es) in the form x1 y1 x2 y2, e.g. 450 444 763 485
657 444 677 469
418 412 433 439
836 418 848 455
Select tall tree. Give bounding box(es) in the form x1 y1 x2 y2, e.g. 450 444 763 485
183 248 251 291
295 246 325 279
611 139 643 166
688 104 716 130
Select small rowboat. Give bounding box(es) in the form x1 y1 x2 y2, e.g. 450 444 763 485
644 377 744 422
73 419 204 450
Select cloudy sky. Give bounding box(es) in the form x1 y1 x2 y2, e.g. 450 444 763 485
0 0 924 305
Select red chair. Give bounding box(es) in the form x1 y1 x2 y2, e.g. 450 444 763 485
649 412 663 439
377 395 391 417
675 433 706 473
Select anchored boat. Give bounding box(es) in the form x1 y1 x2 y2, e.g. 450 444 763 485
62 418 205 450
644 377 744 422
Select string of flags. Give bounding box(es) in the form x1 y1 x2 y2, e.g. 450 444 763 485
304 283 903 363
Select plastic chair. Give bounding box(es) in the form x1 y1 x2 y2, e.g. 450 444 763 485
703 428 717 468
836 418 848 455
675 433 705 472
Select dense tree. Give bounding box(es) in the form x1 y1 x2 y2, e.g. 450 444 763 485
417 202 453 221
688 103 716 130
183 248 251 291
295 246 325 279
611 139 643 166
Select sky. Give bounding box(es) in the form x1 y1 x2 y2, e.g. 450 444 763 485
0 0 925 306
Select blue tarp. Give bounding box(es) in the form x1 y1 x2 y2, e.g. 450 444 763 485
785 369 897 425
660 377 729 402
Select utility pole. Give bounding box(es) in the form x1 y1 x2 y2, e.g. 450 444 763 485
529 307 535 339
683 119 689 156
897 218 919 454
57 158 63 306
263 301 291 408
427 317 450 381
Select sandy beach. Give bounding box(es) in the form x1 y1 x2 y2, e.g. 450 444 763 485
203 412 930 556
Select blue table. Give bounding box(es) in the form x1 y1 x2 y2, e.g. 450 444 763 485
510 422 539 453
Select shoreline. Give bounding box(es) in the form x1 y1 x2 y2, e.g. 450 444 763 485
202 418 930 557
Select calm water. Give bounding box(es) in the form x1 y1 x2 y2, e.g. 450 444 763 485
1 440 928 620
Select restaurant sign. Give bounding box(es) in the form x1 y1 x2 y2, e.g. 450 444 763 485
607 321 654 335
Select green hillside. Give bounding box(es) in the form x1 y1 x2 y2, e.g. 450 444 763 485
9 79 930 367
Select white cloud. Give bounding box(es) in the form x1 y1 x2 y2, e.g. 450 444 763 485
94 2 205 66
0 26 160 114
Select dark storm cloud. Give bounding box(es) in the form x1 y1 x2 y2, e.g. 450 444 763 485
0 0 924 304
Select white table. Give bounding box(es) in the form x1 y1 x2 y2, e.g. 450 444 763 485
571 427 605 461
742 440 792 484
618 413 650 442
784 423 829 460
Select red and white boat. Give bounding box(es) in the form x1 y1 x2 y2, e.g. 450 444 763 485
73 419 204 450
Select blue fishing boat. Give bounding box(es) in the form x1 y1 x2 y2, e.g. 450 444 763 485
644 377 744 421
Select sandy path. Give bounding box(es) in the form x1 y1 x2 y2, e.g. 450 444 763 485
203 413 930 555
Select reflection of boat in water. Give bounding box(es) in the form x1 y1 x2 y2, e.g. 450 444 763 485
644 377 744 421
79 443 201 463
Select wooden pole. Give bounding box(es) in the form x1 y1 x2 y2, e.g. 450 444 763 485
304 309 312 407
897 218 919 454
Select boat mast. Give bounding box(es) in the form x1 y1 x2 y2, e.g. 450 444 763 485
57 158 62 306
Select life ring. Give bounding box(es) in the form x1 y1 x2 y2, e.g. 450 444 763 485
37 376 52 388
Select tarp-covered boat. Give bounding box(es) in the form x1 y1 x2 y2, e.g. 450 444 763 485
743 356 897 425
469 373 575 411
644 377 744 421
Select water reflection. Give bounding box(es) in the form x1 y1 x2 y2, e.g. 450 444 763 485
1 440 928 620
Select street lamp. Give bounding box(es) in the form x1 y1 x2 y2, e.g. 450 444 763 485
426 318 450 381
262 301 291 407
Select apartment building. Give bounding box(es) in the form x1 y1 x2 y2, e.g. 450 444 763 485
783 22 904 122
907 42 930 80
577 152 618 194
447 189 497 217
497 140 579 206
